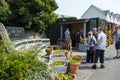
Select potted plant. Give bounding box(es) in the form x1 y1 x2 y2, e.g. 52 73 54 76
48 45 54 50
53 45 61 50
49 60 68 73
72 55 82 62
50 50 66 60
64 50 69 59
50 60 66 66
45 48 52 55
53 50 63 54
68 59 80 74
55 72 75 80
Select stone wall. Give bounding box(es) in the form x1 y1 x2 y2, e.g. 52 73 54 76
6 26 47 40
24 30 47 39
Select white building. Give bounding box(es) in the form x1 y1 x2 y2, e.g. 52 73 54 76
81 5 120 25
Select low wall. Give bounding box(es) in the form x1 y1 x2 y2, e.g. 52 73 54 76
14 38 50 51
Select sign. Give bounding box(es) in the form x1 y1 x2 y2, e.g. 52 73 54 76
6 27 24 40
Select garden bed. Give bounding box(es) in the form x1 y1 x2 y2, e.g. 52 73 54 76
49 60 68 73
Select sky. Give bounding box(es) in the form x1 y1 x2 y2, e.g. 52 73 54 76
55 0 120 19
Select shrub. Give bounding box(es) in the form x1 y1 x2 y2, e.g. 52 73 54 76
0 39 56 80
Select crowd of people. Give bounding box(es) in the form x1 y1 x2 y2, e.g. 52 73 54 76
64 26 120 69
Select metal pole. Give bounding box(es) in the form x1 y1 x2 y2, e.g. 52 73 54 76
60 24 63 47
83 23 86 39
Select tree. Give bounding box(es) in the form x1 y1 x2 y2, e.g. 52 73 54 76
5 0 58 33
0 0 11 23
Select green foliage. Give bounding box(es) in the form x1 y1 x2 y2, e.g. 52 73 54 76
58 17 77 22
0 38 56 80
1 0 58 33
53 50 63 54
0 0 11 23
0 53 55 80
56 73 74 80
52 61 66 66
72 55 82 59
69 60 80 64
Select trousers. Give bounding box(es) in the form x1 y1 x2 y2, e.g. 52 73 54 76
94 49 105 63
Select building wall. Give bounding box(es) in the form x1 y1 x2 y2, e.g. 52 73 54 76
81 5 120 25
81 7 106 20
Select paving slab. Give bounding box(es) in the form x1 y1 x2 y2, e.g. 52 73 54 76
73 44 116 80
72 50 95 80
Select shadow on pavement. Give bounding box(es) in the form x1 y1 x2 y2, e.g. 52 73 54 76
105 57 113 61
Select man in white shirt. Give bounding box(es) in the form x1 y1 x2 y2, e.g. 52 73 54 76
92 27 107 69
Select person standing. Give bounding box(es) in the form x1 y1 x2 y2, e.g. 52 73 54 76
92 28 98 39
85 31 97 63
112 26 120 58
92 27 107 69
64 28 71 50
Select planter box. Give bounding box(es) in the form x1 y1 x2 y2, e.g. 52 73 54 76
49 50 66 60
49 60 68 74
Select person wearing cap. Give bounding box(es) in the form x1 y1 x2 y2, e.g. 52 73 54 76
85 31 97 63
92 27 107 69
112 26 120 59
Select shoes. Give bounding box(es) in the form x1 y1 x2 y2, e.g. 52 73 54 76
92 64 97 69
101 65 105 68
113 56 119 59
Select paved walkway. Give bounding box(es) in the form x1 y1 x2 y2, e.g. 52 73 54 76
87 44 120 80
73 44 117 80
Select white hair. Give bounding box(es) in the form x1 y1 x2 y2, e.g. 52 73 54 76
88 31 93 35
92 28 97 31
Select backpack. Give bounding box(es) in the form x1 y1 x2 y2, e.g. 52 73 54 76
90 37 96 52
116 30 120 42
90 37 95 46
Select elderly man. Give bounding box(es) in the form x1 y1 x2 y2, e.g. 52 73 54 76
92 27 107 69
92 28 98 39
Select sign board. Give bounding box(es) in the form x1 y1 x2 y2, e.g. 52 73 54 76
6 27 24 40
